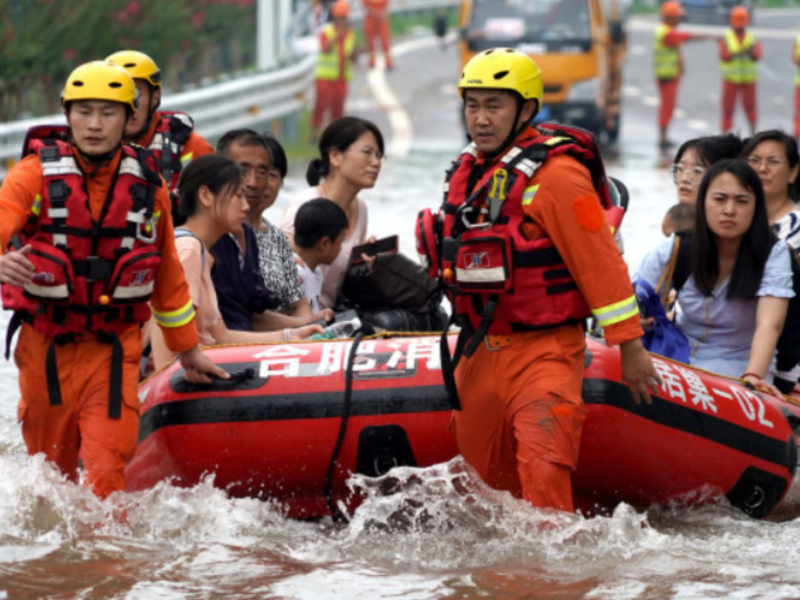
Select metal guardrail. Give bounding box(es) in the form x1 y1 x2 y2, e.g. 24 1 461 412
0 0 458 169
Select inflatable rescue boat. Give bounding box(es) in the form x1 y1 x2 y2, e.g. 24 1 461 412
126 335 800 519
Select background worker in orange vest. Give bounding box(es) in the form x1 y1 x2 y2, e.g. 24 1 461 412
0 62 226 499
653 1 713 150
719 7 760 134
362 0 393 70
791 25 800 139
106 50 214 194
311 0 357 142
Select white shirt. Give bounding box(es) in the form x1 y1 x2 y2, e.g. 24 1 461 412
296 257 324 313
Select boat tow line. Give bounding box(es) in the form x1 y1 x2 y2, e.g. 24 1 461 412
324 331 367 523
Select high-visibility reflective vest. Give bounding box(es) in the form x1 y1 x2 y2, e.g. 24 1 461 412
721 29 757 84
316 24 355 82
794 34 800 86
653 24 680 80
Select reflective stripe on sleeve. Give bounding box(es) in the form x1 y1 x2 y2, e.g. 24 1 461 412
31 194 42 217
591 294 639 327
152 300 195 328
180 152 193 166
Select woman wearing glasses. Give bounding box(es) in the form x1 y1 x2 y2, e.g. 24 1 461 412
636 159 793 395
741 130 800 392
279 116 385 309
668 134 744 209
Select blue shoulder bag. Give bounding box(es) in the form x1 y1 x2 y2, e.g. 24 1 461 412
633 278 691 364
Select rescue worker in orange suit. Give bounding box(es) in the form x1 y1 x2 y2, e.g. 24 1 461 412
0 62 227 499
106 50 214 194
362 0 393 70
653 1 712 150
719 7 760 134
428 49 661 512
312 0 357 142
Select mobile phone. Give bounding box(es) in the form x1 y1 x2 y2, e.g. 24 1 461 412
351 235 399 264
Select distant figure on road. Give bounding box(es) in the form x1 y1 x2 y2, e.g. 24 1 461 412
362 0 393 69
653 1 713 150
434 8 448 49
106 50 214 195
312 0 357 142
791 25 800 140
719 7 760 135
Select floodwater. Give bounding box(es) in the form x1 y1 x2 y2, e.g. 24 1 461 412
2 116 800 600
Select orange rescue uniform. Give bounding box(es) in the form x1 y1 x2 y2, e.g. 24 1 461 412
452 128 642 512
0 150 199 499
362 0 393 69
718 32 761 133
656 26 693 130
133 111 214 175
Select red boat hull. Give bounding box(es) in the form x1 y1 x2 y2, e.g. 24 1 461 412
126 335 800 519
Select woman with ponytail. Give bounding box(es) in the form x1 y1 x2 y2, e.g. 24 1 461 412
279 116 385 309
149 154 322 370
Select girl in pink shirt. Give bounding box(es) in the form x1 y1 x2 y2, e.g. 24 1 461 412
150 155 321 370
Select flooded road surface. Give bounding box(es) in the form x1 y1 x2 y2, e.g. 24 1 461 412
3 14 800 599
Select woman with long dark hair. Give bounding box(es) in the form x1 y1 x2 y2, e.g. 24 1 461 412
149 155 321 370
637 159 793 393
279 116 385 309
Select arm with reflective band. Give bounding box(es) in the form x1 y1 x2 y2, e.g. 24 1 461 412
0 155 44 254
149 184 199 353
180 132 214 168
522 155 643 346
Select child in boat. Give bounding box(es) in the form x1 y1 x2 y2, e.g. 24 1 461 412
149 155 322 370
292 198 349 313
636 159 793 395
662 202 694 236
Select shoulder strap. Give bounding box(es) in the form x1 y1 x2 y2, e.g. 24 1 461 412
175 228 205 272
655 231 692 301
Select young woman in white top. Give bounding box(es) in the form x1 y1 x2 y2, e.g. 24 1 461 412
279 116 384 309
150 155 321 370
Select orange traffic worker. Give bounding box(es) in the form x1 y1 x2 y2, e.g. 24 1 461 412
794 27 800 139
362 0 393 70
0 62 227 499
106 50 213 194
653 1 711 150
312 0 357 141
416 49 661 512
719 7 760 134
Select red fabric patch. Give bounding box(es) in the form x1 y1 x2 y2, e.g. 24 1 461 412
572 195 605 233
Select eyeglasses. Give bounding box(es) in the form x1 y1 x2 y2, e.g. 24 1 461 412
354 147 384 161
668 164 705 183
746 156 786 170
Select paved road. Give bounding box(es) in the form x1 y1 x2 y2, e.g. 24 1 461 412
297 11 800 263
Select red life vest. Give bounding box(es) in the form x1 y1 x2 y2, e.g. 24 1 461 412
433 125 623 338
2 139 163 340
145 112 194 192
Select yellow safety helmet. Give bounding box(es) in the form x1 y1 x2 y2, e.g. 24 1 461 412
61 61 138 112
106 50 162 89
458 48 543 107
